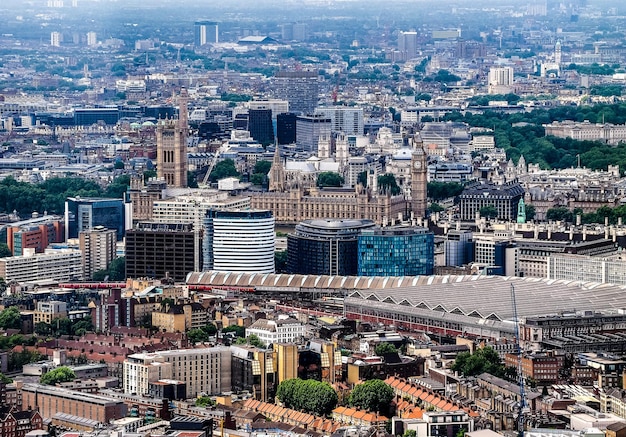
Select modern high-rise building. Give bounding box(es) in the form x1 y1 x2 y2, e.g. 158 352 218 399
50 31 62 47
287 219 376 275
358 226 434 276
296 114 331 153
273 71 319 115
203 210 275 274
248 109 274 146
157 88 188 188
194 21 218 46
86 31 97 46
398 31 418 60
125 222 199 281
315 107 364 135
79 226 117 280
444 230 473 267
276 113 297 145
65 197 130 241
488 66 514 86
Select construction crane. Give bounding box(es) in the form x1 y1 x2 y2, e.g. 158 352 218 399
201 149 221 187
511 283 529 435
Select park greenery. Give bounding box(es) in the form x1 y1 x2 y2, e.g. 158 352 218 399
276 378 339 416
348 379 395 415
0 175 131 217
443 103 626 171
40 366 76 385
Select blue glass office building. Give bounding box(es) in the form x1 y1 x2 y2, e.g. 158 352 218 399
358 227 434 276
65 197 128 241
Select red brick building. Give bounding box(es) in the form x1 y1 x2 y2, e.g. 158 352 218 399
505 352 564 384
0 406 43 437
20 383 126 424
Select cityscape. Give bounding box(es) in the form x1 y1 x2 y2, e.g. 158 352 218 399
2 1 626 437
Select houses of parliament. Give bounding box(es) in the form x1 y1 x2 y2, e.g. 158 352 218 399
250 136 428 226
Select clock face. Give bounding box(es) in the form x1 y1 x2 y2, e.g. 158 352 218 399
414 161 422 169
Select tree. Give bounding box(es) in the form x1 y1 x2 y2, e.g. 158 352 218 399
317 172 344 188
143 170 157 182
403 430 417 437
40 366 76 385
348 379 394 415
188 328 210 344
34 322 53 336
374 343 397 356
276 378 338 416
254 160 272 175
0 306 21 330
428 181 464 201
108 257 126 281
222 325 245 338
187 171 199 188
479 205 498 219
546 207 574 223
429 203 445 213
377 174 401 195
0 243 11 258
209 159 240 183
525 204 536 221
357 171 368 187
275 250 288 273
451 346 506 378
195 395 215 407
0 372 12 384
8 348 43 371
202 324 217 336
246 334 265 348
250 173 266 186
105 175 131 198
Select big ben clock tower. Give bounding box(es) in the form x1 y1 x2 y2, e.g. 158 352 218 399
411 136 427 219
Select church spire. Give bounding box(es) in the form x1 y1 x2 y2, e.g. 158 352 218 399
269 145 285 192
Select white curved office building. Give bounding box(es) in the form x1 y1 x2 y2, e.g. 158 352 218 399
203 209 275 273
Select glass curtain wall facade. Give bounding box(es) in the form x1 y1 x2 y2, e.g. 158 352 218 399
358 227 434 276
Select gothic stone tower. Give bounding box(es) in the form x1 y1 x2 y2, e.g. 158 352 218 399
156 88 188 188
411 136 427 219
